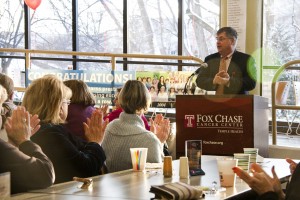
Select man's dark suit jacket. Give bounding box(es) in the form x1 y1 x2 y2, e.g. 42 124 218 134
196 51 257 94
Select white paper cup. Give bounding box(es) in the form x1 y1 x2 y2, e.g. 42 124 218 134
234 153 251 172
217 159 238 187
243 148 259 163
130 148 148 171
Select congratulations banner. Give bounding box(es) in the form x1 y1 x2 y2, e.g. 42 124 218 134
27 70 135 105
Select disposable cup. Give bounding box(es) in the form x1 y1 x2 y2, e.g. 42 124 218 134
217 159 238 187
234 153 251 172
130 148 148 171
243 148 259 163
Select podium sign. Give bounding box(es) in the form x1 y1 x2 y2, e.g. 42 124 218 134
176 95 269 158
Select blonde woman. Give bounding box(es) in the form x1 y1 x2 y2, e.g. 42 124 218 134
22 75 108 183
0 85 54 193
102 80 170 173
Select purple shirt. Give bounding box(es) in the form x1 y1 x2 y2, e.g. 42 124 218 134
64 104 96 139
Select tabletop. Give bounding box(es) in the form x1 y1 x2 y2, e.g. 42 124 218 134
11 156 292 200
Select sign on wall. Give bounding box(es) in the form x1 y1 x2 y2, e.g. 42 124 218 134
27 70 135 105
227 0 247 52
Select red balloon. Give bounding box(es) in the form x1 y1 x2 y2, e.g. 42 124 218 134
24 0 42 10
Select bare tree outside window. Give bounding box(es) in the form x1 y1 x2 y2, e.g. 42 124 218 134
262 0 300 100
263 0 300 66
263 0 300 131
0 0 24 75
78 0 123 70
30 0 73 70
184 0 219 60
127 0 179 71
0 0 220 82
127 0 219 71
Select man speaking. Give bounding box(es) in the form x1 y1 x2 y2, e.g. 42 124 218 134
196 27 257 95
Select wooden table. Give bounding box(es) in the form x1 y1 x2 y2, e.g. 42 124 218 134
11 156 292 200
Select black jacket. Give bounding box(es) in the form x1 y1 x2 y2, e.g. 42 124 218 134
196 51 257 94
31 124 106 184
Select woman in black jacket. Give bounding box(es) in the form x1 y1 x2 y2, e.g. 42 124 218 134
22 75 108 184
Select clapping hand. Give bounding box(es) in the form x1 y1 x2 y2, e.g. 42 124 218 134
150 114 170 143
5 106 32 147
233 163 285 199
30 114 41 136
213 70 230 85
286 158 297 174
98 104 109 117
83 109 109 144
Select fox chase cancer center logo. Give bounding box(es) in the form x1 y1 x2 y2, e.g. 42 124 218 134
184 115 195 128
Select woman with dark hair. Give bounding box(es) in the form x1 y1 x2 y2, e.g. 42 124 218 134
157 75 166 92
63 79 96 139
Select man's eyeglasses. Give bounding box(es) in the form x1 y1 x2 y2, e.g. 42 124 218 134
62 99 71 105
216 37 231 42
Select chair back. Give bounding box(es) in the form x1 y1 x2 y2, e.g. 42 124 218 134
293 81 300 106
275 81 290 105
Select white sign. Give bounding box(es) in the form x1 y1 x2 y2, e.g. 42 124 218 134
227 0 247 52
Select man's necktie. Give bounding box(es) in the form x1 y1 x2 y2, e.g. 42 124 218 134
216 57 227 95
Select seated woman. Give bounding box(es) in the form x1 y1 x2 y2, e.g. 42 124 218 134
22 75 108 184
102 80 170 173
63 79 96 140
0 85 54 194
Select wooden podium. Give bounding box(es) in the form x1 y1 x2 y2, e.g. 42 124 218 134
176 95 269 158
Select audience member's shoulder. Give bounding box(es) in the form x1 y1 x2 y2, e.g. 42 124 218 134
36 124 67 135
144 130 161 142
104 118 120 130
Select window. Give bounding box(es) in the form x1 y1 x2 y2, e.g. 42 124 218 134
78 0 123 70
183 0 220 59
127 0 178 71
262 0 300 100
0 0 220 83
263 0 300 67
0 0 25 86
263 0 300 138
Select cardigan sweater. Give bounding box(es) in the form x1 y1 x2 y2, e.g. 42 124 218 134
102 112 163 173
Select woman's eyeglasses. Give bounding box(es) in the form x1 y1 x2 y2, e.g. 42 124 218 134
62 99 71 105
